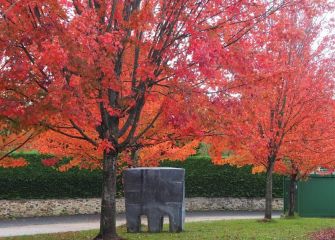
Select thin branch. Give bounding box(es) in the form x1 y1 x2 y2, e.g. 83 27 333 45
0 132 35 161
72 0 83 15
69 119 98 147
132 106 163 143
20 44 49 92
106 0 118 32
45 124 88 141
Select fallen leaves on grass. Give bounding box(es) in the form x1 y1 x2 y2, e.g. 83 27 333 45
310 228 335 240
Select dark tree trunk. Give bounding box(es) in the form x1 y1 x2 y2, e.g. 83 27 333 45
130 148 138 167
94 150 121 240
264 157 275 220
288 174 297 217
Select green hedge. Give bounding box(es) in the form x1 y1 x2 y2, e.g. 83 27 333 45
160 156 283 198
0 153 104 199
0 153 283 199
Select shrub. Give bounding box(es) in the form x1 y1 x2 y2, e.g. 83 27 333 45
160 155 283 198
0 153 104 199
0 153 283 199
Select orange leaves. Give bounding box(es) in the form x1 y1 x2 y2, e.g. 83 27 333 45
207 137 229 165
69 75 81 87
251 165 266 174
0 157 28 168
58 158 82 172
27 122 101 171
0 126 37 169
138 140 200 167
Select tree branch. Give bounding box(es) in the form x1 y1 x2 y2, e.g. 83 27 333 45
0 132 35 161
69 119 98 147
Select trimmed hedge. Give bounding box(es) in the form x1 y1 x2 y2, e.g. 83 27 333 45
0 153 283 199
161 156 283 198
0 153 104 199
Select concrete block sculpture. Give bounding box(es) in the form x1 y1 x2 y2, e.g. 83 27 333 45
124 167 185 233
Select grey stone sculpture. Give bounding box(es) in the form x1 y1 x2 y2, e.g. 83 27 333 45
124 167 185 233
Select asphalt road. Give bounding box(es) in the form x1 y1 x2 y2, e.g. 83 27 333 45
0 211 281 237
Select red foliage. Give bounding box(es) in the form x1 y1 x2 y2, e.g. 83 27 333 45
41 157 60 167
210 2 335 176
205 2 335 219
0 0 332 237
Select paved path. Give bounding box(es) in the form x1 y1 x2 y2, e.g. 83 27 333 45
0 211 281 237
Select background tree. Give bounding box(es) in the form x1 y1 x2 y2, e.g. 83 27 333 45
210 3 335 220
274 100 335 217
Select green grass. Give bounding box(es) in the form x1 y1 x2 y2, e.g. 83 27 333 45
2 218 335 240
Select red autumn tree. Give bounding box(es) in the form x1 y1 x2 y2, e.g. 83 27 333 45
28 92 210 171
274 100 335 216
210 3 335 220
1 0 295 238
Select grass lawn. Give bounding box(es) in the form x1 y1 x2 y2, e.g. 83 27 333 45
1 218 335 240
